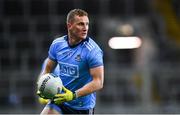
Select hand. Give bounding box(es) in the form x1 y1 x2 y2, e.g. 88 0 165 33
38 97 49 105
37 90 49 104
53 86 75 105
36 90 47 99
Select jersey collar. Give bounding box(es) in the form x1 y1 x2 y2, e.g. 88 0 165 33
65 35 89 48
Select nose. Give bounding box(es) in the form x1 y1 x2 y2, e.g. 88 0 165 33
83 24 88 31
83 27 87 31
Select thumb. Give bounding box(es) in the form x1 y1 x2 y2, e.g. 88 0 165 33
62 86 68 92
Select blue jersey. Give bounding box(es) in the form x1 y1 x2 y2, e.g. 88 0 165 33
48 35 103 110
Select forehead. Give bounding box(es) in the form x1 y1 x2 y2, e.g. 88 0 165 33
73 15 89 23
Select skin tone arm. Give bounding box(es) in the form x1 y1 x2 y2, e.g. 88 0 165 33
42 58 57 75
75 66 104 97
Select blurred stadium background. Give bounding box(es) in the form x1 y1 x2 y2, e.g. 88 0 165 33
0 0 180 114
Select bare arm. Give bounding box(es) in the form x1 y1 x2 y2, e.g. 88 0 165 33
75 66 104 97
42 58 57 75
37 58 57 83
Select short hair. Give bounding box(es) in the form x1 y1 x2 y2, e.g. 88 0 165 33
66 9 88 23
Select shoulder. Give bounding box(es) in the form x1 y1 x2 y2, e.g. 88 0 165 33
51 35 67 45
83 37 102 52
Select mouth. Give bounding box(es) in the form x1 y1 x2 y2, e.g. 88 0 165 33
82 33 87 36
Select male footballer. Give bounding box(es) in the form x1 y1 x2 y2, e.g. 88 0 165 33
37 9 104 114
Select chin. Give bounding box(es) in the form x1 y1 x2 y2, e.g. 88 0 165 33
80 36 86 40
83 35 87 39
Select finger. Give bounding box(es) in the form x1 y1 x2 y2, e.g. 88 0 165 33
54 98 65 104
54 94 66 98
62 86 68 92
38 97 49 104
62 87 65 92
54 98 65 102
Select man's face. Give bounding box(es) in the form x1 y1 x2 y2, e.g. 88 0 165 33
68 15 89 40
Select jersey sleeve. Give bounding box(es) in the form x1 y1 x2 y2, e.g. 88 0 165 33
48 42 57 62
87 48 104 68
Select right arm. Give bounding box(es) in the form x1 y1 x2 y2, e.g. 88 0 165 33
37 58 57 82
37 39 57 100
42 58 57 75
42 38 58 75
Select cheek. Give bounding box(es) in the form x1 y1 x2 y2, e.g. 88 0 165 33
71 28 80 35
74 27 81 33
71 25 83 33
72 28 78 33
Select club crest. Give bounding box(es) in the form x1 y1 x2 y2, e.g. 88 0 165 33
75 54 81 62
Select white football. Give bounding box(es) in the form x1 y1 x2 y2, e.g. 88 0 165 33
37 73 63 99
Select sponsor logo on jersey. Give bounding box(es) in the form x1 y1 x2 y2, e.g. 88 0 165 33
59 62 79 78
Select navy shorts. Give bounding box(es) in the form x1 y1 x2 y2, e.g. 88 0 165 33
47 101 94 114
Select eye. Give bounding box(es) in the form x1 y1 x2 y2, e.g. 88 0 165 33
77 22 89 27
78 22 84 26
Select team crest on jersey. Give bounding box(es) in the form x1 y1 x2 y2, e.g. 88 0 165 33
75 54 82 62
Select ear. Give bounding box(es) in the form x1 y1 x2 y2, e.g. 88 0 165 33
67 23 72 29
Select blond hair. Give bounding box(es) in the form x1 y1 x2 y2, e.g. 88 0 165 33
66 9 88 23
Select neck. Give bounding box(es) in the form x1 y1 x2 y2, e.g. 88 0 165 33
68 35 82 46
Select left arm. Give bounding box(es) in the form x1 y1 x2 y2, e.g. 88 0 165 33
75 65 104 97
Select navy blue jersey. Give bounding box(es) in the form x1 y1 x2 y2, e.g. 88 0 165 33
48 35 103 110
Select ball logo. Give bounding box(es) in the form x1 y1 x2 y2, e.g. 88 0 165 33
40 76 50 92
